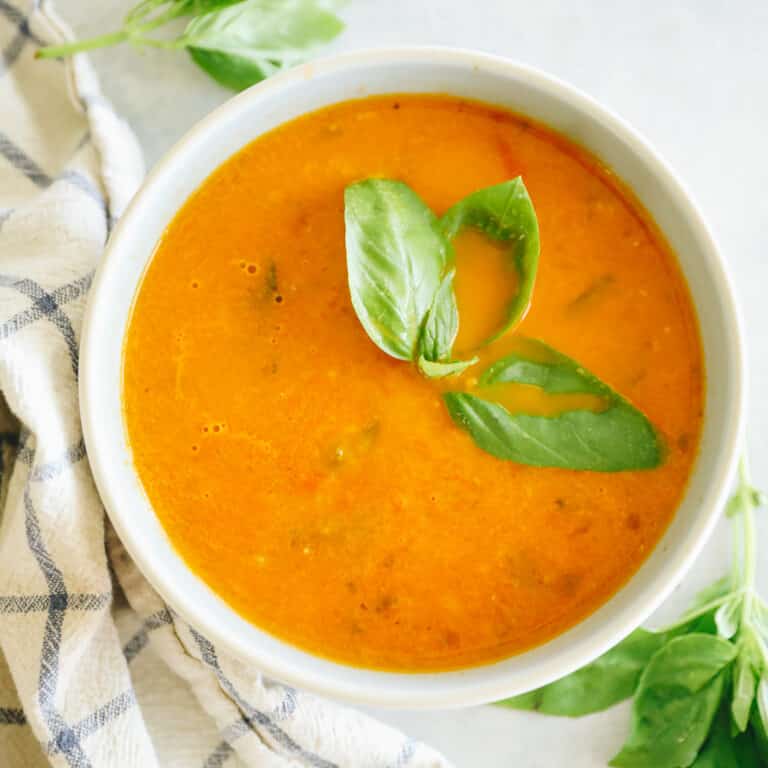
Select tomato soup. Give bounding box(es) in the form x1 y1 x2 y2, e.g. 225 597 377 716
123 95 703 671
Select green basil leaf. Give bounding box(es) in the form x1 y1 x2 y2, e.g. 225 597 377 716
497 628 666 716
610 634 737 768
731 631 761 733
443 339 661 471
757 679 768 737
479 341 610 394
417 356 477 379
188 47 275 90
440 178 540 344
126 0 246 28
733 731 762 767
752 703 768 764
180 0 344 65
193 0 249 11
175 0 247 15
419 270 458 363
691 707 760 768
416 268 476 377
443 393 660 472
345 179 451 360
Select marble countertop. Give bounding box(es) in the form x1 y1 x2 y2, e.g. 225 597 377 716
57 1 768 764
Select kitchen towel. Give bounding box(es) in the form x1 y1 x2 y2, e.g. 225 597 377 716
0 1 451 765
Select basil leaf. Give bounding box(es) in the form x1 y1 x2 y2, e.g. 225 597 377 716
419 270 458 363
731 631 761 733
440 178 540 344
752 703 768 764
181 0 344 67
498 629 666 716
444 339 661 471
126 0 251 31
610 634 737 768
188 47 275 90
189 0 248 11
185 0 327 90
758 678 768 738
416 268 477 376
345 179 451 360
443 394 659 472
479 342 607 394
691 707 760 768
417 356 477 378
174 0 247 16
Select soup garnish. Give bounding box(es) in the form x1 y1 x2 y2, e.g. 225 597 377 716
445 339 661 471
344 177 662 471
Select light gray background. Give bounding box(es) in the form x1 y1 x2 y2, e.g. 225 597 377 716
57 1 768 765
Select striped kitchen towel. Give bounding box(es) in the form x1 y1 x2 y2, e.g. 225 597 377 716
0 2 452 766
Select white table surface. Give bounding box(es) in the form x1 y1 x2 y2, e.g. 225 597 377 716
56 1 768 764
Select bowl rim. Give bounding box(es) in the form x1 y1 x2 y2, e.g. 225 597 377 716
80 45 745 708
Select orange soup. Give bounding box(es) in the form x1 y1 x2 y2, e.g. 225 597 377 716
123 95 703 671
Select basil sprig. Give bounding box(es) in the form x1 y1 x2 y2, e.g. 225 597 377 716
612 634 736 767
344 178 538 372
500 459 768 767
37 0 344 92
344 176 662 472
445 339 661 471
441 177 540 343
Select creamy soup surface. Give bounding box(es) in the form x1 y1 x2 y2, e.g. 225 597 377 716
123 95 703 671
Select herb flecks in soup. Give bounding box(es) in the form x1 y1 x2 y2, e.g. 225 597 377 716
124 95 704 671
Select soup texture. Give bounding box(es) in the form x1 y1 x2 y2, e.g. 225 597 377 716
124 95 703 671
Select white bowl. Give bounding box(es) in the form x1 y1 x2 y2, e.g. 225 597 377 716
80 47 745 708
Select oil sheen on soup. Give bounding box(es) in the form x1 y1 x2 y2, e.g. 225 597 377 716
123 95 703 671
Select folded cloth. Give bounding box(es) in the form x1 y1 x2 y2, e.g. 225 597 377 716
0 2 452 765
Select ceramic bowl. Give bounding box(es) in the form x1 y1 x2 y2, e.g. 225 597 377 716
80 47 745 708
